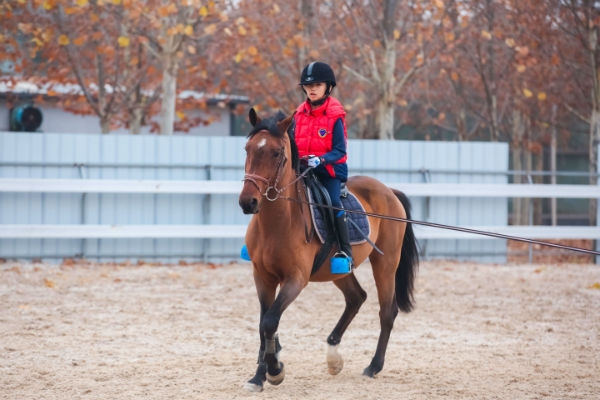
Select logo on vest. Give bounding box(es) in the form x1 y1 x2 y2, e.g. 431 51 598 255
318 128 328 138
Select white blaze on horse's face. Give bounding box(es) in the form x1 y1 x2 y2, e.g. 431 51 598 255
257 137 267 149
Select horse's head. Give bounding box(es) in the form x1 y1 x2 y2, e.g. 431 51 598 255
239 108 296 214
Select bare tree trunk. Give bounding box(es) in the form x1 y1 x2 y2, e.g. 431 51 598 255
534 149 544 225
100 116 110 134
484 0 499 141
512 110 528 225
299 0 315 69
589 109 599 225
376 0 397 140
95 54 111 134
160 56 177 136
524 144 532 225
130 99 143 135
587 13 599 226
550 104 557 226
456 108 468 141
376 47 396 140
124 36 143 135
512 148 523 225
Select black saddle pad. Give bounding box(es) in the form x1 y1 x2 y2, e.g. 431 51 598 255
307 189 370 245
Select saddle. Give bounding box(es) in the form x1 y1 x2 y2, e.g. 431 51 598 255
303 171 371 275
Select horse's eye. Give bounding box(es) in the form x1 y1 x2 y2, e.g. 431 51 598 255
273 148 283 158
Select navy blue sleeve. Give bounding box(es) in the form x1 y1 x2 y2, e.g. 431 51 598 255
321 118 346 164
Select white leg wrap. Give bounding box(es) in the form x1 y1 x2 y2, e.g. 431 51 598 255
326 344 344 375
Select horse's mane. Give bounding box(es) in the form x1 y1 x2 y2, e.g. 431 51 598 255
247 111 300 172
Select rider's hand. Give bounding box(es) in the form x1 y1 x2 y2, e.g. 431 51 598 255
307 156 322 168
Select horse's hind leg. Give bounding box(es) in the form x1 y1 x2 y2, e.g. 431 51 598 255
363 253 400 377
327 273 367 375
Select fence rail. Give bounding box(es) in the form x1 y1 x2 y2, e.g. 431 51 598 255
2 177 600 197
2 224 600 241
1 177 598 241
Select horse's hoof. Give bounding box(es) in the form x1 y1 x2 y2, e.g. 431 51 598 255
243 381 264 392
362 365 379 378
266 363 285 385
327 345 344 375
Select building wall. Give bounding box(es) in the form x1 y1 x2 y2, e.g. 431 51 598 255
0 99 234 136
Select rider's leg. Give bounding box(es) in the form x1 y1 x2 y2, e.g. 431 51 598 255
320 176 352 264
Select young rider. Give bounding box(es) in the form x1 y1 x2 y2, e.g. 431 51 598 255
293 61 352 269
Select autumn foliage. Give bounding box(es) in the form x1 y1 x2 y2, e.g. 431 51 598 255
0 0 598 155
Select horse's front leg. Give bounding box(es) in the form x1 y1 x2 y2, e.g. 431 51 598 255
244 302 270 392
244 277 304 392
261 279 304 385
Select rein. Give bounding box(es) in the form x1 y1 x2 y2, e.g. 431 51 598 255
243 152 313 202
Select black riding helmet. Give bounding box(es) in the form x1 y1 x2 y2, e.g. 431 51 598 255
299 61 336 87
299 61 336 104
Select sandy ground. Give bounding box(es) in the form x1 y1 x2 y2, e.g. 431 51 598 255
1 260 599 400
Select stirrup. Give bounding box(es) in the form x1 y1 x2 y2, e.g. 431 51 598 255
240 244 251 261
330 251 352 274
340 183 349 198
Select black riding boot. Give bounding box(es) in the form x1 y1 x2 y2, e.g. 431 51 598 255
333 210 353 264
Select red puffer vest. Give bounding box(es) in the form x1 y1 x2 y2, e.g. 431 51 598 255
294 96 347 177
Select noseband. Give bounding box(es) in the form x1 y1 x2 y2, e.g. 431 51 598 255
242 138 289 201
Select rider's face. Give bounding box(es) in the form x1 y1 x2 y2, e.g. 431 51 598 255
303 82 327 103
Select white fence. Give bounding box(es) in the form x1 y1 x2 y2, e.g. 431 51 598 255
2 131 598 263
1 177 598 262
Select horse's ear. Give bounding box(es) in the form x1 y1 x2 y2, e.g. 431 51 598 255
249 108 260 127
278 112 295 135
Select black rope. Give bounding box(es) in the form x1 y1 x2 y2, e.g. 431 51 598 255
369 213 600 257
282 195 600 257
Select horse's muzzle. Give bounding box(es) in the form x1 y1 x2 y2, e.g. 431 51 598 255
239 196 259 214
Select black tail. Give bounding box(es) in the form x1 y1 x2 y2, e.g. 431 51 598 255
392 189 419 313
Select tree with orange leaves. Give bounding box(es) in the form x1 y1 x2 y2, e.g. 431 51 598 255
3 0 231 134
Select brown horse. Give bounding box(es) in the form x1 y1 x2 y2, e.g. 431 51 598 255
238 108 419 392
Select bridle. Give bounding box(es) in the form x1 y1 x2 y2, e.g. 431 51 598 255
242 135 309 202
242 149 287 201
241 131 315 243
